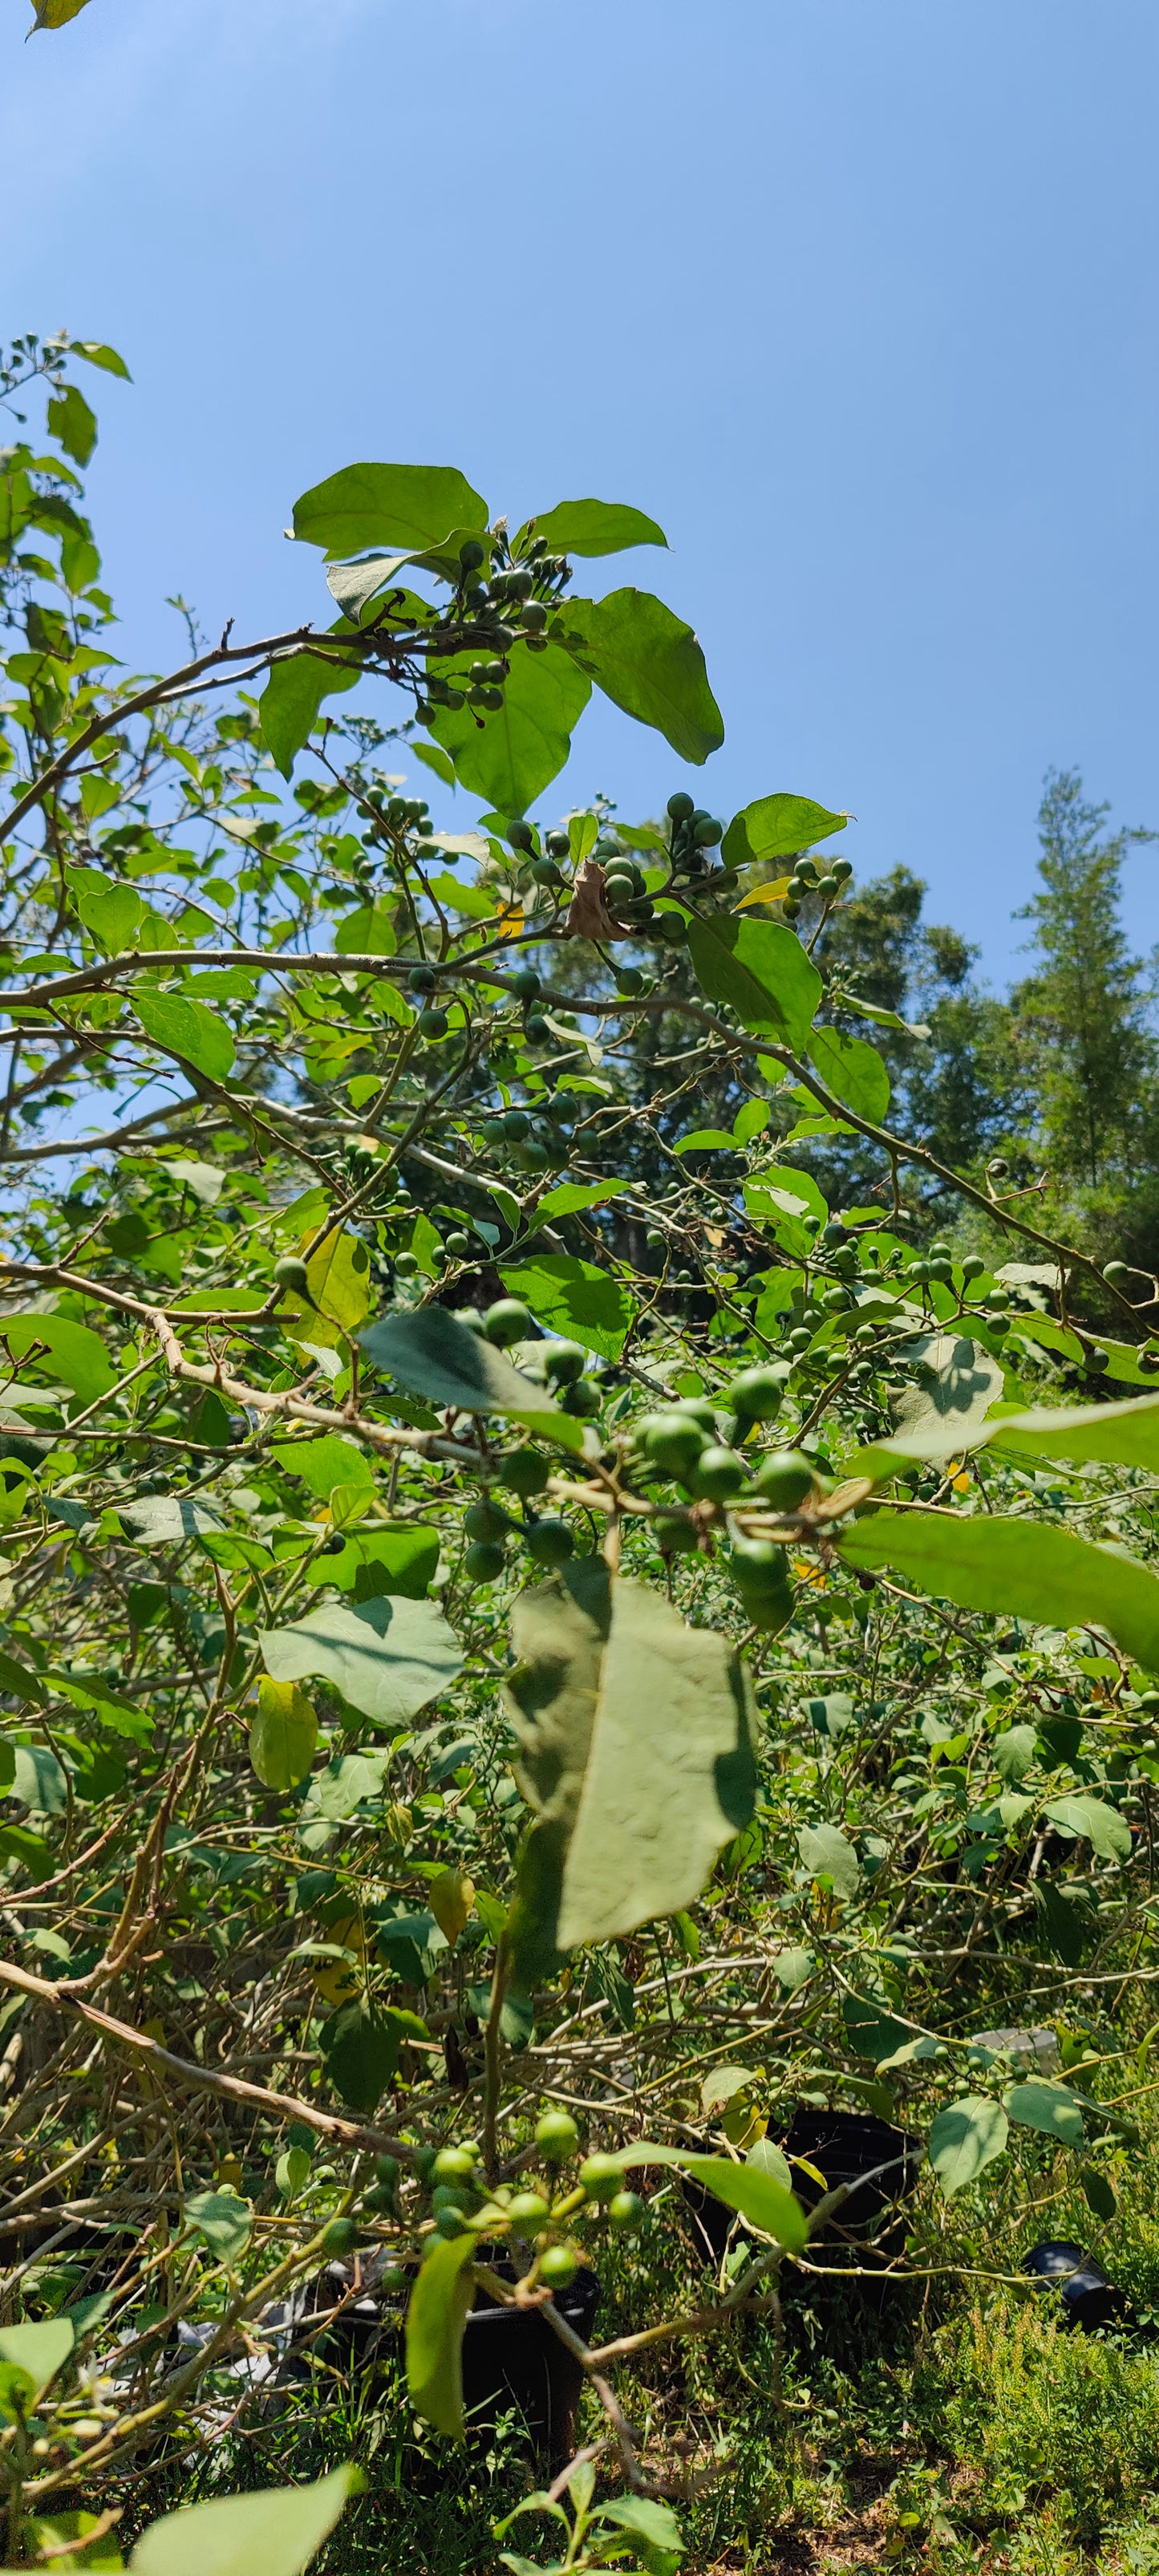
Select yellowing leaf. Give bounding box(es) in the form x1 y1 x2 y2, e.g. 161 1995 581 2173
306 1227 373 1333
428 1868 474 1947
736 874 792 908
249 1677 318 1790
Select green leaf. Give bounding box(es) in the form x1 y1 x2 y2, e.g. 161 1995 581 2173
305 1228 372 1334
1005 2079 1084 2145
534 1180 630 1222
0 1740 13 1793
334 902 397 956
406 2233 476 2437
325 552 416 620
986 1389 1159 1473
428 643 591 817
551 590 723 765
0 1647 46 1706
258 1593 462 1726
291 463 488 558
733 1098 771 1146
69 341 132 380
806 1026 890 1123
47 383 97 466
993 1725 1038 1783
882 1334 1006 1461
249 1678 318 1791
744 1165 829 1260
13 1743 67 1814
183 2189 251 2263
1044 1793 1132 1861
270 1434 375 1499
675 1129 737 1155
326 1524 440 1600
135 992 235 1083
360 1304 571 1438
0 1313 114 1406
69 870 141 955
838 1510 1159 1673
928 2098 1008 2196
498 1253 634 1360
796 1822 861 1897
686 914 822 1049
0 2316 74 2391
30 0 94 29
129 2465 359 2576
520 500 667 557
122 1495 224 1545
506 1566 756 1976
319 1998 410 2112
618 2144 806 2253
27 2512 123 2572
259 647 360 779
301 1750 387 1823
722 793 851 872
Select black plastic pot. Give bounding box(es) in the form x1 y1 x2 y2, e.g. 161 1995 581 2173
782 2109 922 2238
1025 2241 1133 2333
282 2247 600 2468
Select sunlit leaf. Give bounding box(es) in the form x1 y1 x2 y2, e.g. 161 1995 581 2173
259 1594 461 1726
249 1677 318 1791
406 2233 476 2437
129 2466 359 2576
551 590 723 765
928 2098 1008 2196
839 1510 1159 1671
686 914 821 1049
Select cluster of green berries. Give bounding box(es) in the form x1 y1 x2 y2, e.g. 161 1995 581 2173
506 820 572 890
388 2112 645 2286
665 789 725 878
601 852 654 929
632 1384 825 1630
361 787 434 843
780 850 853 922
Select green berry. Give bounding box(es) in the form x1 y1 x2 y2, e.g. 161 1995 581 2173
525 1518 575 1567
320 2217 359 2257
538 2245 578 2289
654 1508 699 1553
460 539 485 573
445 1230 471 1260
407 964 437 995
561 1378 601 1418
411 2148 437 2185
752 1450 815 1510
667 791 695 822
510 968 541 1002
433 2144 478 2181
578 2153 624 2202
464 1499 510 1542
418 1007 448 1039
692 1446 748 1501
485 1297 533 1347
274 1257 310 1297
545 1339 586 1385
639 1410 707 1476
615 967 645 996
1104 1260 1131 1284
464 1541 505 1584
374 2155 400 2192
536 2108 580 2160
524 1016 550 1046
506 2191 551 2228
508 820 535 852
606 2190 646 2233
729 1364 791 1422
433 2205 470 2237
499 1447 550 1498
393 1250 419 1279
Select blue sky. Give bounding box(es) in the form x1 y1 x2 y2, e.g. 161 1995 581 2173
2 0 1157 984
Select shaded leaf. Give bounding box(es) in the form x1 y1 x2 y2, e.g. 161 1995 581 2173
686 914 821 1049
129 2465 359 2576
796 1822 861 1897
722 793 850 872
13 1743 67 1815
838 1511 1159 1672
1005 2079 1084 2145
407 2233 476 2437
928 2097 1008 2196
886 1335 1005 1458
259 646 360 779
47 383 97 465
361 1304 573 1438
806 1026 890 1123
993 1725 1039 1783
1044 1793 1132 1861
551 590 723 765
258 1593 462 1726
319 1999 411 2112
428 1867 474 1945
249 1678 318 1791
184 2189 251 2263
0 1312 114 1406
269 1434 374 1499
122 1495 223 1545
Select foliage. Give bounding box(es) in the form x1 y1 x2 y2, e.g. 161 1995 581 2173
4 344 1159 2574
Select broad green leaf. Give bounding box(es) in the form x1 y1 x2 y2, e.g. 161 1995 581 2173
270 1434 375 1499
0 1312 114 1406
839 1510 1159 1672
407 2233 476 2437
520 500 667 556
292 462 488 558
326 1524 440 1600
993 1725 1039 1783
744 1165 829 1260
130 2465 359 2576
334 902 397 955
885 1335 1005 1459
505 1559 612 1988
986 1389 1159 1473
618 2144 806 2253
47 383 97 465
70 341 132 379
796 1822 860 1897
0 2316 74 2391
806 1026 890 1123
135 992 235 1084
686 914 822 1049
69 870 142 954
259 646 360 778
428 643 591 817
325 551 416 619
0 1647 47 1706
733 1097 771 1146
249 1677 318 1791
498 1253 634 1360
319 1998 412 2111
183 2189 251 2263
13 1743 67 1814
1044 1793 1132 1860
772 1945 814 1991
0 1740 14 1792
300 1750 387 1823
843 1992 913 2063
675 1129 736 1154
535 1180 631 1221
361 1304 573 1438
722 793 850 872
1005 2079 1084 2145
122 1495 223 1545
306 1228 372 1334
31 0 94 29
928 2098 1008 2196
551 590 722 765
595 2499 685 2556
258 1593 462 1726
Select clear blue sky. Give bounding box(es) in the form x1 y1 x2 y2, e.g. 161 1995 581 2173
2 0 1157 984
